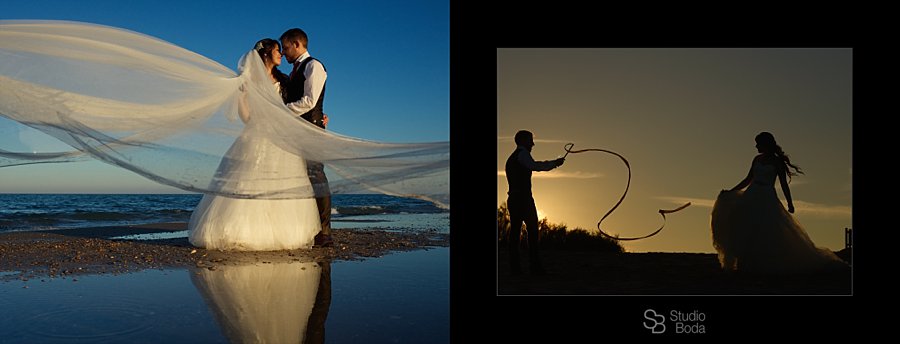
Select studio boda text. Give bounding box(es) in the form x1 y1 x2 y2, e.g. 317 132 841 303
671 310 706 334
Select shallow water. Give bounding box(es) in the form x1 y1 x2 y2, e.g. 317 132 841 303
0 247 449 343
103 213 450 242
332 213 449 233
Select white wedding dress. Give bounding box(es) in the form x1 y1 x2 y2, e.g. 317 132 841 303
189 82 322 251
191 261 321 343
711 160 848 273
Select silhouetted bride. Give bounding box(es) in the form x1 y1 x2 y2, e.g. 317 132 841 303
711 132 847 273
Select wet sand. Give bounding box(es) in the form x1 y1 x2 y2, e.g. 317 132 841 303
497 246 852 295
0 222 448 281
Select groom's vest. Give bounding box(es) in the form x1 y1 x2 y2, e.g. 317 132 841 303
505 148 532 197
286 57 327 129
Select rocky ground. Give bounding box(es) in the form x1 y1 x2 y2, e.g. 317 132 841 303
0 222 449 282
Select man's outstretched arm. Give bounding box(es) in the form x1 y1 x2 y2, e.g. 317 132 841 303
518 150 563 171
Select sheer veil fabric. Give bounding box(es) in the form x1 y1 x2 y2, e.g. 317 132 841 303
0 20 449 207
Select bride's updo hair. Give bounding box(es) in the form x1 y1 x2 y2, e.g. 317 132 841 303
756 132 803 179
253 38 289 99
254 38 280 63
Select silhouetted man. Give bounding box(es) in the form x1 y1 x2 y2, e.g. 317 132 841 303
505 130 564 275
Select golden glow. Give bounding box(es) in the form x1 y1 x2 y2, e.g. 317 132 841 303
498 48 852 253
536 208 547 221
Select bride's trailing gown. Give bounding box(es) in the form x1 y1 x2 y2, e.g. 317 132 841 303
189 82 321 250
711 161 848 273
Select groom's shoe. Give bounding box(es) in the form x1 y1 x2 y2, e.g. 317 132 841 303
314 233 334 248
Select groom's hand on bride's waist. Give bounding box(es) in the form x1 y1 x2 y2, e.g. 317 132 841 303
322 114 329 128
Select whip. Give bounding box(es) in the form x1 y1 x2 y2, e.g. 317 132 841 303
562 143 691 241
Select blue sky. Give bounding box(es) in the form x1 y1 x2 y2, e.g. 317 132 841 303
0 0 448 193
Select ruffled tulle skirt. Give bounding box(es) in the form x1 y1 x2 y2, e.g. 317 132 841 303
189 130 321 251
189 195 320 250
711 186 847 273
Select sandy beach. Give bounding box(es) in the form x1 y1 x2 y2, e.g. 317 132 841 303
497 246 852 295
0 222 449 282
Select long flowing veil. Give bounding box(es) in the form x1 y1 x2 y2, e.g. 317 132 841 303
0 20 449 207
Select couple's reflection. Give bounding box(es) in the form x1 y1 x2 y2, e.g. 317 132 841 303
190 260 332 344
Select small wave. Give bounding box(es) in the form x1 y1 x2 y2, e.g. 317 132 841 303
0 219 18 229
333 203 446 216
334 206 388 216
154 208 191 213
69 211 137 221
0 211 146 231
0 213 62 227
332 219 389 223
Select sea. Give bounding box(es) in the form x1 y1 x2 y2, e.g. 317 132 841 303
0 193 449 233
0 193 450 343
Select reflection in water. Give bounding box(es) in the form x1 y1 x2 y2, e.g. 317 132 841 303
190 260 332 344
1 248 447 343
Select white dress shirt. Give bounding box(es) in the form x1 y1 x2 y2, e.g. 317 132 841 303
286 51 327 117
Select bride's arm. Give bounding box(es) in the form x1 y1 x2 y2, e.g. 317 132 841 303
778 166 795 213
238 86 250 123
728 158 754 192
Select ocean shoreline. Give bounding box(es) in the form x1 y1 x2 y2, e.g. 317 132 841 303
0 222 449 282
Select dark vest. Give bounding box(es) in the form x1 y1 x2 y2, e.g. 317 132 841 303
505 148 532 197
285 57 327 128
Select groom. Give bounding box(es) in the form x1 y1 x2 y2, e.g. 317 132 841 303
505 130 564 275
280 28 333 247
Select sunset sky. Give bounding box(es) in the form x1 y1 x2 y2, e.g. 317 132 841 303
497 48 852 253
1 0 448 193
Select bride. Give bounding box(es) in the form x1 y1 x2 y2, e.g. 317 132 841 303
711 132 848 273
190 260 329 343
0 20 449 250
188 39 321 250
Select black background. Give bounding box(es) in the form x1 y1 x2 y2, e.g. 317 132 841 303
449 4 883 340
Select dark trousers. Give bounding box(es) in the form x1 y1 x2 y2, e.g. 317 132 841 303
507 195 542 271
304 261 331 344
308 161 331 236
